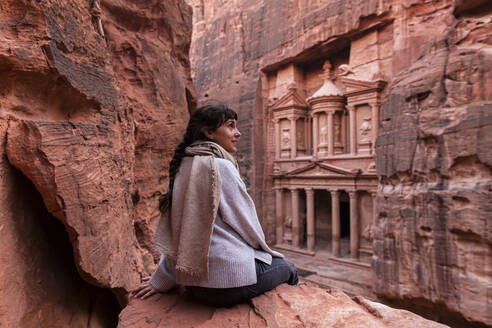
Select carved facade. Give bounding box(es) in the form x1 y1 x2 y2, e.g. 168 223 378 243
268 59 385 262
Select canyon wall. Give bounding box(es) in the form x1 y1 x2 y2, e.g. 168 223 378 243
373 1 492 325
187 0 491 326
0 0 194 326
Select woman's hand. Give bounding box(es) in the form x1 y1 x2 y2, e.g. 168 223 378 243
131 277 159 299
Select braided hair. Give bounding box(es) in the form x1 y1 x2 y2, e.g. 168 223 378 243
159 104 238 213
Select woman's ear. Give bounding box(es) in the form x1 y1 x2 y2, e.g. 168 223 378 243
203 128 214 140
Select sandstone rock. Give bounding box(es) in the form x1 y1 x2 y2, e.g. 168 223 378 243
103 0 196 262
118 283 449 328
6 118 141 293
0 0 194 326
374 8 492 327
0 114 121 327
187 0 491 326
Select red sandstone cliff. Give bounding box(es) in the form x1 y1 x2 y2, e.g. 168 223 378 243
373 1 492 325
187 0 491 326
0 0 194 326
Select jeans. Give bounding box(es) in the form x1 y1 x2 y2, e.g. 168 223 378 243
186 257 298 307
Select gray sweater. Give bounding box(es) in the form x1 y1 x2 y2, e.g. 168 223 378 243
150 158 283 291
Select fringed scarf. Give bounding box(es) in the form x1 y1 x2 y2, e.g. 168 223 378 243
154 141 238 284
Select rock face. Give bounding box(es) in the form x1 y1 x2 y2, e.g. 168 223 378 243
373 3 492 326
118 283 449 328
187 0 491 326
0 0 194 326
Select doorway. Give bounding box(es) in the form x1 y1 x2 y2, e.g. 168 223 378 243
339 191 350 257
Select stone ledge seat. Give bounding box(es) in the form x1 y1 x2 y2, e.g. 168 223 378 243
118 282 449 328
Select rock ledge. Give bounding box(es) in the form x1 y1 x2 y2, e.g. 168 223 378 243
118 283 448 328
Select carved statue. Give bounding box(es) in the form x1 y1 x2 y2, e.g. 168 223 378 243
336 64 354 77
296 127 304 149
323 61 332 75
284 215 292 228
334 116 341 143
362 224 373 242
360 117 372 142
318 60 334 82
283 215 292 242
319 125 328 145
281 128 290 149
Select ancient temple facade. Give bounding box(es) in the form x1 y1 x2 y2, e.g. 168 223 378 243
267 59 386 263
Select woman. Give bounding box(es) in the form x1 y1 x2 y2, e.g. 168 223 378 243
132 104 298 307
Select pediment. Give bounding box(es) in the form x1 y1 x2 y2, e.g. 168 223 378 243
271 88 308 111
284 163 357 177
339 77 386 94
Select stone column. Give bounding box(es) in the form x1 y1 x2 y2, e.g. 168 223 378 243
305 188 315 252
327 110 334 156
330 189 340 257
349 191 359 259
290 117 297 158
275 188 283 245
312 113 318 158
348 106 357 155
274 119 280 160
371 103 379 154
291 189 300 248
307 116 313 155
371 191 377 225
303 117 308 154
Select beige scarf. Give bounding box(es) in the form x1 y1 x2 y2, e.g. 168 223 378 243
154 141 238 284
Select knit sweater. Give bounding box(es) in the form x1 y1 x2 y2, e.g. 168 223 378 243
150 158 283 291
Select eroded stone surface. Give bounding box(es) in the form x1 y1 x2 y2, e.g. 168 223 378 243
374 10 492 325
118 283 449 328
0 0 194 326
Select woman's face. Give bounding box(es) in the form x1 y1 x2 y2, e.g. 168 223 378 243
206 118 241 153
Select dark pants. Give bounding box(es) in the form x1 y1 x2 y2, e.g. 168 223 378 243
186 257 298 307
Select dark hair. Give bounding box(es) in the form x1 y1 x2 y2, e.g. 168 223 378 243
159 104 238 213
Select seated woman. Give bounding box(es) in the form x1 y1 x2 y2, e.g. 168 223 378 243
132 104 298 307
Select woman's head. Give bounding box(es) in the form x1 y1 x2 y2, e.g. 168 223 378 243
184 105 239 151
159 104 240 212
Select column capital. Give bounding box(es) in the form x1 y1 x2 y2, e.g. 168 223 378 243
328 188 339 194
347 105 356 112
348 190 358 199
289 187 299 192
369 101 381 108
305 187 314 194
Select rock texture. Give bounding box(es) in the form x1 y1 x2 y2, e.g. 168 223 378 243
374 3 492 326
118 283 449 328
0 0 194 326
187 0 491 326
